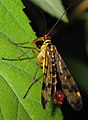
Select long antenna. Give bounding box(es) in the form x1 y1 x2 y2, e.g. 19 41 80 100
47 4 71 36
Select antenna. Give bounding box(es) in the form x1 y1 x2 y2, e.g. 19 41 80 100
47 4 71 36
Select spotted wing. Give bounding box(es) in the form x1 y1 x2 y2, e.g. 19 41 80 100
55 47 82 111
41 45 52 109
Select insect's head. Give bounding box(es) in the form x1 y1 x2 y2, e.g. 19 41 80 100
34 35 51 50
43 35 51 41
43 35 51 44
34 5 71 51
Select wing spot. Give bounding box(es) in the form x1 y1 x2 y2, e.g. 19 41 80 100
44 73 47 77
77 92 81 97
41 96 47 109
45 65 48 69
48 83 52 88
63 67 67 71
60 72 63 76
66 75 71 79
52 63 55 66
64 76 67 79
42 82 46 90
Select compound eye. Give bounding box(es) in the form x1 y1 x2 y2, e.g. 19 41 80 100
44 35 51 40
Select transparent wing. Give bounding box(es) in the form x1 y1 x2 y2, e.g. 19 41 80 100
55 48 82 111
41 45 52 109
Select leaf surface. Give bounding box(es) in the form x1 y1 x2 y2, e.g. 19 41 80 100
0 0 63 120
31 0 68 22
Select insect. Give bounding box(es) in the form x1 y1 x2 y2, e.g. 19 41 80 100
31 35 82 111
2 4 82 111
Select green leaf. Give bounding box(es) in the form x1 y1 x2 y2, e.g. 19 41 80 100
0 0 63 120
0 0 36 42
31 0 68 22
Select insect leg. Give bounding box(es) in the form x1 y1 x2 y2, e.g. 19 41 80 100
2 46 38 61
23 66 41 98
9 40 35 46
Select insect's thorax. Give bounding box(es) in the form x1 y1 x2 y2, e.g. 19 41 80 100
37 39 51 65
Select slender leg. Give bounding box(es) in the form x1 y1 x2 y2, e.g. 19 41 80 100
2 38 42 98
10 40 34 46
23 66 41 98
2 47 38 61
2 37 40 61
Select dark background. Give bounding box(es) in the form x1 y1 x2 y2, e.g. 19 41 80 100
21 0 88 120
